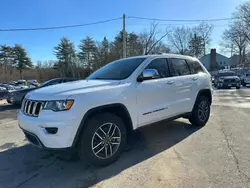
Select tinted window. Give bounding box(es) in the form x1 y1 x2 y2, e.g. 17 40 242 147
187 60 204 74
145 58 169 78
88 58 146 80
169 59 190 76
218 71 235 77
40 80 60 87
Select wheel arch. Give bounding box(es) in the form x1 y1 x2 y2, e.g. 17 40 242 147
72 103 134 147
192 89 212 111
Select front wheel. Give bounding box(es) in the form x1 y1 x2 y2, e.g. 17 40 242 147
189 96 210 126
78 113 127 167
236 86 240 89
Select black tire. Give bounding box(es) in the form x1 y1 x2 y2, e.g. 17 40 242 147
7 99 11 104
78 113 127 167
236 86 240 89
189 96 210 127
242 82 246 87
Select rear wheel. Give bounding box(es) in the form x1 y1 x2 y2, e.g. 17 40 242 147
242 82 246 87
236 86 240 89
78 113 127 167
189 96 210 126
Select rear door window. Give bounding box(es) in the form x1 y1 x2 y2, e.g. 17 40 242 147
168 58 190 76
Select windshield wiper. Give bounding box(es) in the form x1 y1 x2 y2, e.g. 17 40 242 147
90 77 107 80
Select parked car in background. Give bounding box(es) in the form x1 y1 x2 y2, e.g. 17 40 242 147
241 73 250 86
0 87 9 100
27 80 39 86
214 70 241 89
0 84 16 92
7 78 79 105
8 81 28 90
0 84 16 100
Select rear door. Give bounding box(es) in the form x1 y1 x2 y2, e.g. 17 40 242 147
186 60 207 107
167 58 194 114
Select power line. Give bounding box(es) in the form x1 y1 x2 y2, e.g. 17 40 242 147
127 23 229 27
0 17 122 32
127 16 238 22
0 15 235 32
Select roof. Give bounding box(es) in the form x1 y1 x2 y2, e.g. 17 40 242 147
124 54 197 61
200 52 229 60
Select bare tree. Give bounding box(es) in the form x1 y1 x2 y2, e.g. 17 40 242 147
235 1 250 43
189 34 204 58
221 21 247 65
193 22 214 55
139 22 171 55
168 26 192 55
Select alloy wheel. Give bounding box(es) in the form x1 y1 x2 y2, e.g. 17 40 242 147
198 101 209 122
91 123 121 159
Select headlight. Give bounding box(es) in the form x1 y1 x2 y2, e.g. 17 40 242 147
43 100 74 111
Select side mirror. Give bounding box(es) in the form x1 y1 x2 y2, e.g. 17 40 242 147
137 69 160 82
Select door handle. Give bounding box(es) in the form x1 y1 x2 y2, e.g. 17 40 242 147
166 80 174 85
192 77 198 81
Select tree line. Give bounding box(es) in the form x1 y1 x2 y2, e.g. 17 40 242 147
0 21 213 82
2 0 250 82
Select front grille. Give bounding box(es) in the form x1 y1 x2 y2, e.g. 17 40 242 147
224 79 236 82
21 99 44 117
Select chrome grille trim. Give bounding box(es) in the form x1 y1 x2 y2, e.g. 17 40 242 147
32 102 37 115
21 99 44 117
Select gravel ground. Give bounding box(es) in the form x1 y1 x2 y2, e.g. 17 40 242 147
0 89 250 188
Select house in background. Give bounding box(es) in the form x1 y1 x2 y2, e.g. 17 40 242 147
199 49 240 71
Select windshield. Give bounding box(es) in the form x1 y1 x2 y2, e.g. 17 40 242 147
88 58 146 80
39 80 51 87
218 72 235 77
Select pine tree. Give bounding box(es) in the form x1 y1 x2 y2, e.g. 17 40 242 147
54 37 76 77
78 36 97 74
12 44 32 78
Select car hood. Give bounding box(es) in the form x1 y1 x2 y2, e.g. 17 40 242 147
27 80 121 100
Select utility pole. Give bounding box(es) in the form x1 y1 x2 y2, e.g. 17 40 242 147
231 44 233 57
123 14 126 58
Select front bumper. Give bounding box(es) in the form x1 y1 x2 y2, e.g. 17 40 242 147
18 110 81 149
7 94 21 104
243 80 250 84
218 82 240 88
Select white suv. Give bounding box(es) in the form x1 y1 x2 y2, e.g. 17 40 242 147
18 54 212 166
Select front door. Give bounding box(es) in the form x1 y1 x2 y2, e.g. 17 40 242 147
136 58 172 127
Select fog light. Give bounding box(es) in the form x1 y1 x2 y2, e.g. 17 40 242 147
44 127 58 134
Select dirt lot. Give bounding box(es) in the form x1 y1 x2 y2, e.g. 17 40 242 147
1 89 250 188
